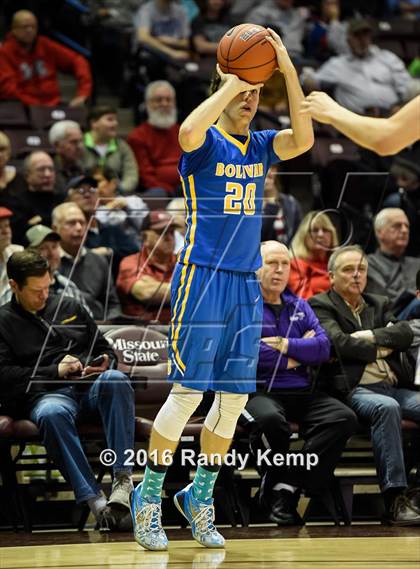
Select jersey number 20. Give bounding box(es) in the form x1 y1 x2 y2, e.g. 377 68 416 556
224 182 256 215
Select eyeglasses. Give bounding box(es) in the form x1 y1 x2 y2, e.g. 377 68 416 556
71 187 97 195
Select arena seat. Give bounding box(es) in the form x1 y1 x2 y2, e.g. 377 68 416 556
374 17 418 39
4 129 54 159
28 105 87 131
311 137 360 169
0 101 29 128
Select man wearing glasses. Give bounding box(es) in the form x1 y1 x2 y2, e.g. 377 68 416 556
66 175 139 262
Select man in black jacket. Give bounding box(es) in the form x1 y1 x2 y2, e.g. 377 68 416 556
310 245 420 525
51 202 122 321
0 250 135 528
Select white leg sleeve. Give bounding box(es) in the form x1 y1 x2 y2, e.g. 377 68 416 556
204 392 249 439
153 383 203 441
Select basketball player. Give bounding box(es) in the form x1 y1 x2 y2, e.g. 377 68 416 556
301 91 420 155
131 28 314 551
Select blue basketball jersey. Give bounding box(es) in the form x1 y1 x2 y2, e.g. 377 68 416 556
178 125 279 272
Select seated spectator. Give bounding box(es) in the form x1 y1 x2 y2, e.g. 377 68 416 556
0 250 134 529
310 245 420 525
82 106 138 195
191 0 232 66
49 120 85 194
302 18 412 114
289 211 338 299
52 202 122 321
134 0 191 79
0 10 92 106
228 0 256 24
0 222 93 313
0 131 27 199
383 141 420 255
0 207 23 303
248 0 307 59
306 0 348 62
26 223 92 315
116 210 176 322
88 0 139 95
93 166 149 250
366 208 420 320
127 81 181 196
244 241 357 525
1 151 59 245
261 165 303 245
66 174 139 262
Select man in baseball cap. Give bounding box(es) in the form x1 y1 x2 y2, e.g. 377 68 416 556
66 173 139 259
26 224 60 248
141 210 177 232
0 207 23 305
66 175 99 220
25 224 92 315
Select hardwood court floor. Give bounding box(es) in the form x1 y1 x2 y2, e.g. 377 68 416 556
1 528 419 569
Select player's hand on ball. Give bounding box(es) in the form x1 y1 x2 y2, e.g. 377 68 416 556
216 64 263 93
265 28 294 74
300 91 340 124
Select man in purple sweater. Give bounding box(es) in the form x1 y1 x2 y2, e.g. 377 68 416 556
243 241 357 525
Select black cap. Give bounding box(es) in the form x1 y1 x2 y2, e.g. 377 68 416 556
347 18 373 35
65 175 98 194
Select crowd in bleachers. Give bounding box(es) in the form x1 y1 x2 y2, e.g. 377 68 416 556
0 0 420 532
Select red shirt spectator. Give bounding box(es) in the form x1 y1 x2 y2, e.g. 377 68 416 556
0 10 92 107
127 80 181 195
289 257 330 300
288 210 339 300
117 211 176 322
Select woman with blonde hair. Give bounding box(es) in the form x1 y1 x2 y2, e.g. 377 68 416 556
289 210 338 299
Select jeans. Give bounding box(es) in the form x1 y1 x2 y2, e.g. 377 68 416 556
350 382 420 492
398 298 420 321
30 370 135 503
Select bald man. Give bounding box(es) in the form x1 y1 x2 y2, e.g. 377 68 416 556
5 151 60 244
0 10 92 106
242 241 357 525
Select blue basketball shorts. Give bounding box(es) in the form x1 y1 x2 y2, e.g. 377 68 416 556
167 262 263 393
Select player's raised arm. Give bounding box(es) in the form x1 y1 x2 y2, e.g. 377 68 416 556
178 68 262 153
301 92 420 156
266 29 314 161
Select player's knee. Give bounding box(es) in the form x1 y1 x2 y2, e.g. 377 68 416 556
219 393 248 421
170 383 204 415
154 383 203 440
205 393 248 439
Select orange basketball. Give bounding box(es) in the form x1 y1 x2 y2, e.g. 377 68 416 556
217 23 278 84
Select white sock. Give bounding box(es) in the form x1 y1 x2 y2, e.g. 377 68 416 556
273 483 298 493
88 490 107 520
